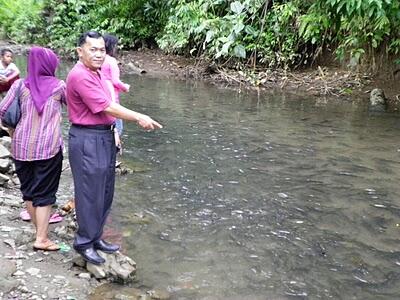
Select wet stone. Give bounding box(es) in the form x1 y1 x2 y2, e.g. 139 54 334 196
147 289 171 300
369 88 387 111
78 251 136 282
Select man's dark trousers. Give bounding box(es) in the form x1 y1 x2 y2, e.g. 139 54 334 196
68 125 116 250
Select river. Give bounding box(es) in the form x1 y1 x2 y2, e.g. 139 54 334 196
107 73 400 299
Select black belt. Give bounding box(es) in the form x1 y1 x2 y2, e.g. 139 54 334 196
72 124 115 131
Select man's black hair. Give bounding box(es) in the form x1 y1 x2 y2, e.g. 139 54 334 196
1 48 13 56
103 34 118 56
77 31 103 47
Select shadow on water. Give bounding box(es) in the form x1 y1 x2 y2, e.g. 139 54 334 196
15 56 400 299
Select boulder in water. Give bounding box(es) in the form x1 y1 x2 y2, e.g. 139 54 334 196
369 88 387 111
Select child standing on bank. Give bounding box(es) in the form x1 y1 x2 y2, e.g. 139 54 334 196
101 34 130 153
0 48 20 95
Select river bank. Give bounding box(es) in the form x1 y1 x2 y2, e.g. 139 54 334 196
0 163 170 300
2 40 399 108
0 169 98 299
118 48 400 110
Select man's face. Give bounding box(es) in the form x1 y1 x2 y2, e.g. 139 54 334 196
1 51 13 66
77 36 106 71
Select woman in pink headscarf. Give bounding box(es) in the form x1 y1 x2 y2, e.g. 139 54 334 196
0 47 66 251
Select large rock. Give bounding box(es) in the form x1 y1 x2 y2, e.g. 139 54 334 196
126 62 146 74
369 88 387 111
73 251 136 282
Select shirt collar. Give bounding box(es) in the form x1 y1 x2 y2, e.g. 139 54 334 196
77 61 103 78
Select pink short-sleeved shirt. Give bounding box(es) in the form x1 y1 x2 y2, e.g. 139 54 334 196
102 55 128 93
66 61 115 125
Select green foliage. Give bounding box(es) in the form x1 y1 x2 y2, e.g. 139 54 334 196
157 0 400 68
40 0 99 55
37 0 175 54
300 0 400 64
250 1 302 68
90 0 175 48
157 0 304 68
0 0 44 43
0 0 175 55
1 0 400 69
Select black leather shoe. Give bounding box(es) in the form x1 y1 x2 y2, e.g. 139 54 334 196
94 239 120 253
76 247 105 265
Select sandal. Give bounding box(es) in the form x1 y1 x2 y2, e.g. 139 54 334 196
19 210 63 224
49 213 63 224
33 241 60 252
19 209 31 221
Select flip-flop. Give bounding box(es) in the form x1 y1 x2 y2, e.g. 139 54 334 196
19 209 31 221
49 213 63 224
19 210 63 224
33 242 60 252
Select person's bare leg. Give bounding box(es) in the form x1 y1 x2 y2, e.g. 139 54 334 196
34 205 51 243
33 205 59 250
26 201 37 227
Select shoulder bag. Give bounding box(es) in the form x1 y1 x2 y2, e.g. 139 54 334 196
1 80 23 129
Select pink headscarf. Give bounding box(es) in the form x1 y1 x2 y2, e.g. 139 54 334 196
25 47 60 114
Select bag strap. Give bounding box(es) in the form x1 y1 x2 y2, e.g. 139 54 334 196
15 79 24 101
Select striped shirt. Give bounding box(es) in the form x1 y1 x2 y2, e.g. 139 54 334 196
0 79 66 161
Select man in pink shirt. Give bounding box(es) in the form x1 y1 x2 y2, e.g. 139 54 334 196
66 31 162 265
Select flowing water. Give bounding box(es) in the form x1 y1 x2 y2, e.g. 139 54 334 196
16 57 400 299
107 75 400 300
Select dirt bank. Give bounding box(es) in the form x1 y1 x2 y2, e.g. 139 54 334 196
121 49 370 97
3 40 398 107
118 48 400 110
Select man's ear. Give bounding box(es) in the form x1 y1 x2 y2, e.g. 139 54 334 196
77 47 83 58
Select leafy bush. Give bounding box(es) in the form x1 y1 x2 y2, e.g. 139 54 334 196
93 0 175 48
157 0 303 68
300 0 400 65
0 0 44 43
0 0 399 69
40 0 100 56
